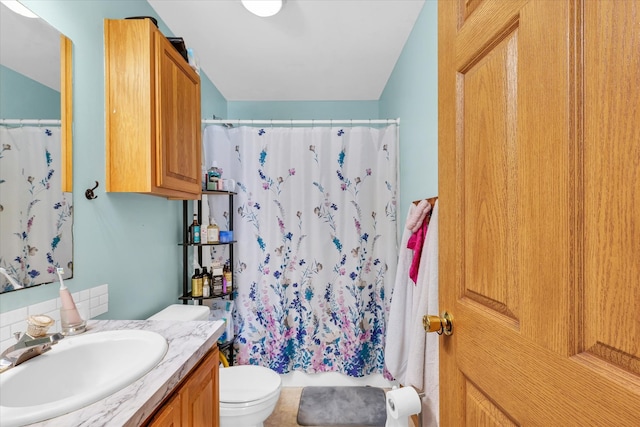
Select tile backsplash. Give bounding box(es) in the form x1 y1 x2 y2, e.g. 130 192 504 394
0 284 109 353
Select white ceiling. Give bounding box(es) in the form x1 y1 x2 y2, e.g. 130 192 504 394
148 0 425 101
0 2 61 91
0 0 425 102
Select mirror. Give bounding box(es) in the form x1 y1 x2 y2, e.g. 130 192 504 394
0 1 74 293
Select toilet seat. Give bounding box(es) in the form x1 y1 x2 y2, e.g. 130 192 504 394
219 365 281 405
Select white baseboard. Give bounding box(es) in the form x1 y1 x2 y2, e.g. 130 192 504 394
280 371 396 388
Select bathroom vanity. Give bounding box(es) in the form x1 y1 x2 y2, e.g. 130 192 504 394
145 346 219 426
25 319 224 426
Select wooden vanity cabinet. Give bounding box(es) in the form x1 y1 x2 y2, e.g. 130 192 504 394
148 393 181 427
146 346 219 427
104 18 202 200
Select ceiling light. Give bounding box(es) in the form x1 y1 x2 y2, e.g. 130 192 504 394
241 0 284 18
0 0 38 18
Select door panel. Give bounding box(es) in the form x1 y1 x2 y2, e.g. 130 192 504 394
155 32 201 195
438 0 640 425
466 382 518 427
462 29 520 323
583 1 639 376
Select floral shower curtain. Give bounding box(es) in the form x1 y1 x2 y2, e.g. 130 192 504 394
203 124 398 376
0 126 73 291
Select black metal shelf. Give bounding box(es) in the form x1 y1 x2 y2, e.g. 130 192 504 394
179 291 234 301
178 241 237 247
219 339 235 352
201 189 237 196
181 191 236 365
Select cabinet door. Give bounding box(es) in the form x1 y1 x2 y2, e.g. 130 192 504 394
147 393 182 427
155 32 202 196
181 347 220 427
105 18 201 200
104 19 155 194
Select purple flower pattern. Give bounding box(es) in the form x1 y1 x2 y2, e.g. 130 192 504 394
0 127 73 292
206 125 397 376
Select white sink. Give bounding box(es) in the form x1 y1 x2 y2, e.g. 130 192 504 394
0 329 168 427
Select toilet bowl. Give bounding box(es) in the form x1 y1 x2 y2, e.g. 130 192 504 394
219 365 282 427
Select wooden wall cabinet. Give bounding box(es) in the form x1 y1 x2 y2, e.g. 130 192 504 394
146 346 220 427
104 18 202 200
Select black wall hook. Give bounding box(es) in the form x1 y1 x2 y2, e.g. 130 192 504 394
85 181 99 200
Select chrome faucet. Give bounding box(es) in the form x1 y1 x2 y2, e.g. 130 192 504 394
0 331 64 373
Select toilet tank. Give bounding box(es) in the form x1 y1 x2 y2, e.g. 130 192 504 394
148 304 210 321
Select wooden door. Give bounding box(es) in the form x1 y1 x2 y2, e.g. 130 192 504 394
438 0 639 425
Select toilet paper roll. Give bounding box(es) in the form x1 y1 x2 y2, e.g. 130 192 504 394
386 386 422 419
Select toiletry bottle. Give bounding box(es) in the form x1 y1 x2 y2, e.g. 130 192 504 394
207 219 220 244
222 272 227 294
223 263 233 294
211 263 224 294
189 214 201 244
202 266 211 298
187 47 199 73
191 268 203 297
207 162 222 191
200 222 208 244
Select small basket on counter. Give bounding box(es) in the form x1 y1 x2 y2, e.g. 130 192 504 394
27 314 55 337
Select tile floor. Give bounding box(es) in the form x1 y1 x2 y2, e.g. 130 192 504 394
264 387 304 427
264 387 417 427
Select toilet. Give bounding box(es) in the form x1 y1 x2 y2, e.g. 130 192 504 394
219 365 282 427
149 305 280 427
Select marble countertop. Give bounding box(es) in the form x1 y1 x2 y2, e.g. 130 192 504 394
29 318 225 427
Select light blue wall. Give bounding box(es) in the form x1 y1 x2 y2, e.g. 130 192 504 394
0 65 60 119
0 0 224 319
229 1 438 227
380 1 438 225
228 101 379 120
0 0 437 318
201 73 227 121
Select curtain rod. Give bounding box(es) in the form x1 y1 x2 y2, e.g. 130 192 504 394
201 118 400 126
0 119 61 126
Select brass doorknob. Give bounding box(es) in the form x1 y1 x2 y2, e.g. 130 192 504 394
422 311 453 336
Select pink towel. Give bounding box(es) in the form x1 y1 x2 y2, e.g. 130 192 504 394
407 218 429 283
405 199 431 233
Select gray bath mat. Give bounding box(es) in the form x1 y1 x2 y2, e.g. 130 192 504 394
297 386 387 426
